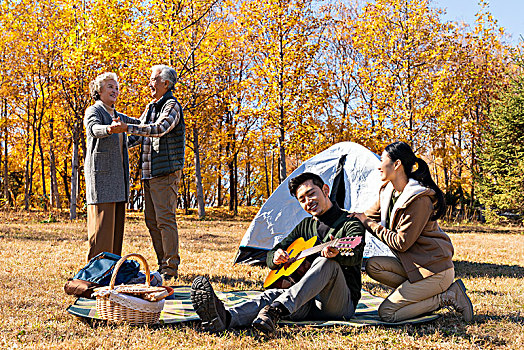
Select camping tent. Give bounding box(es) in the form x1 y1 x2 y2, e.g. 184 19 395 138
234 142 393 265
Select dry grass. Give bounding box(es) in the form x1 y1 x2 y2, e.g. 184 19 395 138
0 209 523 349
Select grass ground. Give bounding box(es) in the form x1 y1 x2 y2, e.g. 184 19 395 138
0 209 522 349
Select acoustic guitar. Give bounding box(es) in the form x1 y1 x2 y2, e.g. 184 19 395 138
263 235 362 289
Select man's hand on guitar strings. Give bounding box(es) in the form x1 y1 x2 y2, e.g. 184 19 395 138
273 248 291 265
321 246 339 259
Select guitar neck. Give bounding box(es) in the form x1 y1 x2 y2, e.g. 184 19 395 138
294 239 336 260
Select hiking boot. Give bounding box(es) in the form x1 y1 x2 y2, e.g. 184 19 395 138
190 276 229 332
440 279 474 322
252 305 282 335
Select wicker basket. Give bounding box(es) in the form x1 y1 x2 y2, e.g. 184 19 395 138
94 253 165 325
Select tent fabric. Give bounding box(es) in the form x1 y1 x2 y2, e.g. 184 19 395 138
235 142 393 265
67 286 439 326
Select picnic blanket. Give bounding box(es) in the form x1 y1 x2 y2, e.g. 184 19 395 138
67 286 439 327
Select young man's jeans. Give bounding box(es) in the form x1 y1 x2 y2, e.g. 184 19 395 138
229 257 355 327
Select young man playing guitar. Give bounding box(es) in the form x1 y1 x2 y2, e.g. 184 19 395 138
190 172 366 335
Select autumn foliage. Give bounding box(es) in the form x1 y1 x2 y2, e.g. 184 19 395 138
0 0 517 218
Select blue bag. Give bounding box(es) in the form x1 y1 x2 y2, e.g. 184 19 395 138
73 252 140 286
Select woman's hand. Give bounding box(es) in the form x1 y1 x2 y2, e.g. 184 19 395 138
349 212 369 223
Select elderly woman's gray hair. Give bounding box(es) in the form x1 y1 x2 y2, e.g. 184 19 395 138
152 65 177 91
89 72 118 101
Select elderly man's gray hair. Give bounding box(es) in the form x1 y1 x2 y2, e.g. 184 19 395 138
89 72 118 101
152 65 177 91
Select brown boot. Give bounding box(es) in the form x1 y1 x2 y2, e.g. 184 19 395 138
440 279 474 322
252 304 283 335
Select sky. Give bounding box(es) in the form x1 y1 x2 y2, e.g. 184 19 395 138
435 0 524 45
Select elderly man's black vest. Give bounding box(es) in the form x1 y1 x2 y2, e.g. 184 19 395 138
148 92 185 177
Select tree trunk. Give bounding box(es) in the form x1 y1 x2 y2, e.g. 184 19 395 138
192 128 205 219
432 153 439 186
263 143 270 198
70 128 80 220
1 100 7 204
62 158 70 207
49 118 60 209
181 170 190 213
271 150 274 193
3 122 8 205
49 146 60 209
37 118 47 210
24 118 37 211
233 153 238 215
228 158 234 212
24 152 31 210
217 143 222 207
245 160 251 206
0 124 2 201
278 128 286 183
217 172 222 207
443 165 449 192
277 24 287 184
227 151 239 215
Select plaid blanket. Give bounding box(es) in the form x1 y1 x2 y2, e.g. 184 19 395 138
67 286 439 327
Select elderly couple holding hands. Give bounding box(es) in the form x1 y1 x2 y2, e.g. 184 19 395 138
83 65 185 284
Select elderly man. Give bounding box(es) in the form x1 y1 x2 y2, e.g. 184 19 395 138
110 64 185 283
190 172 366 335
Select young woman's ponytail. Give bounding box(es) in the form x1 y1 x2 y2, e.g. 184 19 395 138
412 157 446 220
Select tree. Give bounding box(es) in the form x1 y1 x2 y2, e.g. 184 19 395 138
240 0 329 183
477 74 524 222
144 0 228 219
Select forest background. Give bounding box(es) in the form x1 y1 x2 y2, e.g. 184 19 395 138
0 0 520 222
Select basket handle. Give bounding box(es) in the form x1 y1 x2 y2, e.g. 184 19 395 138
109 253 150 290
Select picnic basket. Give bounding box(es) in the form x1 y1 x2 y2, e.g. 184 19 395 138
93 253 167 325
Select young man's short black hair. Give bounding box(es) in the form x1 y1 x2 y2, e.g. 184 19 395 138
288 172 325 197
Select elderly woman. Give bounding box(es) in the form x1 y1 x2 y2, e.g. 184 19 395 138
84 72 140 261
